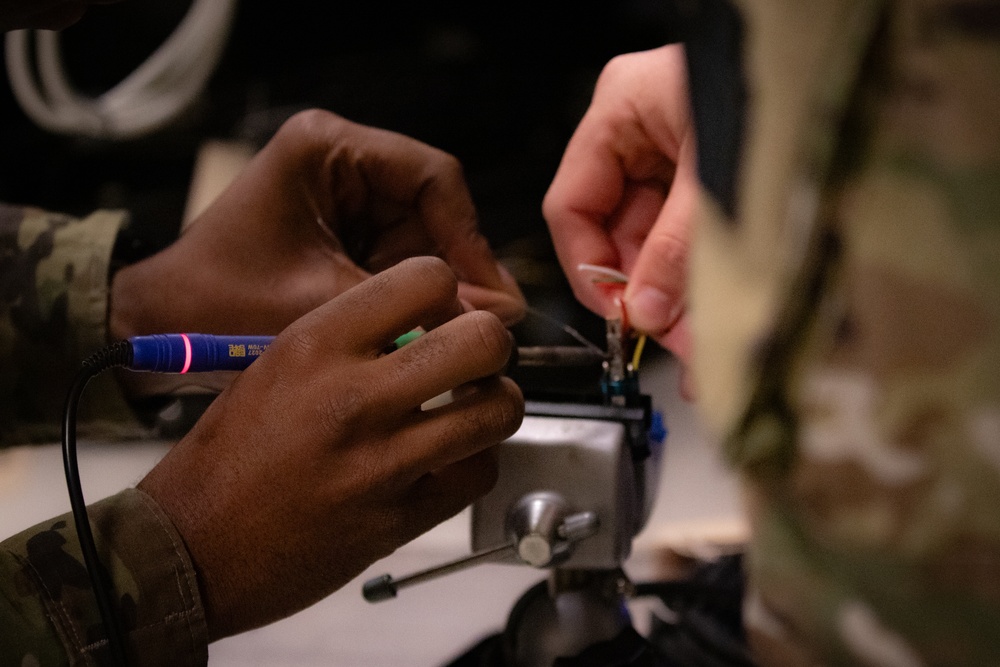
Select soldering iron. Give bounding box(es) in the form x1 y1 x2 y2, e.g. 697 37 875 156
118 333 607 374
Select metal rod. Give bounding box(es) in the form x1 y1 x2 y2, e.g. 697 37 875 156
516 346 606 367
363 543 515 602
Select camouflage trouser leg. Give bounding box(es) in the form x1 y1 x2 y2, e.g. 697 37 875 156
691 1 1000 665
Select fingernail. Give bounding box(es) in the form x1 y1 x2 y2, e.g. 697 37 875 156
626 287 682 334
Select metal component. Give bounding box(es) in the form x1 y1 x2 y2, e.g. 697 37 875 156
363 490 605 603
525 399 646 422
505 493 599 568
473 416 640 569
604 318 626 384
362 542 515 603
610 574 635 599
515 346 606 367
603 317 629 406
509 570 633 667
558 511 599 542
507 492 567 567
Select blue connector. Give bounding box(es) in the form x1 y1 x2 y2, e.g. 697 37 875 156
648 410 667 446
128 334 275 373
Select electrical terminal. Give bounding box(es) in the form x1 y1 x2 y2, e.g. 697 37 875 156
601 314 638 406
575 264 643 405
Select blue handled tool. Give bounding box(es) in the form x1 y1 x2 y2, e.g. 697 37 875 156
125 330 426 374
128 333 275 373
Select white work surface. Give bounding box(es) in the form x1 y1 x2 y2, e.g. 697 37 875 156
0 352 744 666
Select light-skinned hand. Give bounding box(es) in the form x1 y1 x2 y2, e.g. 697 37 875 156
543 45 696 380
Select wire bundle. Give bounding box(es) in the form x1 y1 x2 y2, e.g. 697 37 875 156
5 0 238 140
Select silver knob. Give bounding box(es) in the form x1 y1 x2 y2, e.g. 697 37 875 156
362 493 600 603
507 492 599 568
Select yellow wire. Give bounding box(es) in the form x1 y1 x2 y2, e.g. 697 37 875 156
631 334 647 371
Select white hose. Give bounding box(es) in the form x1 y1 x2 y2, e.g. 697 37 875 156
5 0 238 140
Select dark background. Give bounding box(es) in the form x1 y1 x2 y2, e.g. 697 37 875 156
0 0 676 385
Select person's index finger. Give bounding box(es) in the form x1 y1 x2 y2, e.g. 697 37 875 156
377 309 515 411
543 141 627 316
316 256 465 355
338 120 509 293
544 123 627 229
416 163 512 291
456 280 526 327
554 225 622 318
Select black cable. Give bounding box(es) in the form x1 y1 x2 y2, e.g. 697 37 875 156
62 341 134 667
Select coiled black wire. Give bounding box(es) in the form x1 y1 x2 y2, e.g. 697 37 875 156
62 341 133 667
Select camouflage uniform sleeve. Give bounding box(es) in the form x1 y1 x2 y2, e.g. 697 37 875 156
0 488 208 666
0 203 149 446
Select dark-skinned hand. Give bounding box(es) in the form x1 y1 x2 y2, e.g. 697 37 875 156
138 257 524 639
111 109 524 344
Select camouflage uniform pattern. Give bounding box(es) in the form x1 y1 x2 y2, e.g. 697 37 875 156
1 207 204 663
0 203 148 445
0 489 208 666
689 1 1000 664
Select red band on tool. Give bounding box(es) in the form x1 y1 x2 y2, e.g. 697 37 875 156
180 333 192 374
